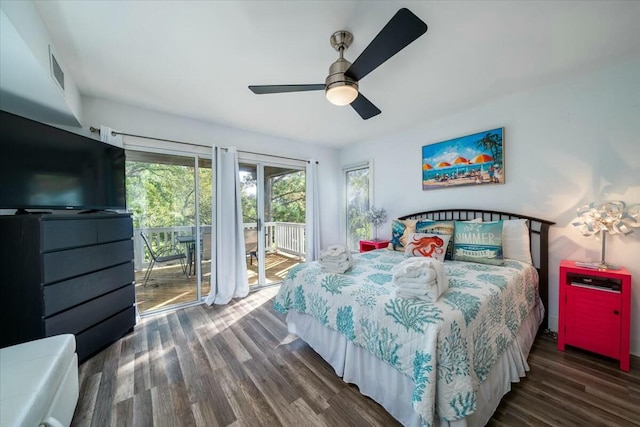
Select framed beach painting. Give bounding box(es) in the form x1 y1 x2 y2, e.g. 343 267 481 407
422 127 504 190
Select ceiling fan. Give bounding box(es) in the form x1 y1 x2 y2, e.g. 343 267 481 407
248 8 428 120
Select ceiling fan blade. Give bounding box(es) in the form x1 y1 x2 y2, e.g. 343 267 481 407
350 93 381 120
345 8 427 81
249 84 325 94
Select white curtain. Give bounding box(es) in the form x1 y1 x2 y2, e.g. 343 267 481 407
305 160 320 261
205 146 248 305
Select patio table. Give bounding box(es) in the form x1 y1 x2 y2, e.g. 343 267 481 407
176 235 201 278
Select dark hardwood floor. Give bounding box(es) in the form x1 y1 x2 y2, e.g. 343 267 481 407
72 287 640 426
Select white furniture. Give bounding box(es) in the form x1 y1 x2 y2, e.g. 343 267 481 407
0 334 79 427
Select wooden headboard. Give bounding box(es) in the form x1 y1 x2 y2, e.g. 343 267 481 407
398 209 555 329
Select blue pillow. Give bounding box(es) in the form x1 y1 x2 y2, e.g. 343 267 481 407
453 220 504 265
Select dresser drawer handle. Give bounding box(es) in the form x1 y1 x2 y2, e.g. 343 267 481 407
613 310 620 315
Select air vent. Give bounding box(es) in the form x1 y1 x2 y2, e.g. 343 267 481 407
49 46 64 92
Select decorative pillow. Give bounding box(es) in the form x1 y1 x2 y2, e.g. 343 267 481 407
416 218 482 260
502 219 532 264
453 220 504 265
415 220 454 259
404 233 451 262
387 219 417 252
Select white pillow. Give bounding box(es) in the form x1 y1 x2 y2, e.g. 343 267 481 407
404 233 451 262
502 219 532 264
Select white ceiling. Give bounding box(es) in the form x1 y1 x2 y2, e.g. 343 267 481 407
34 1 640 148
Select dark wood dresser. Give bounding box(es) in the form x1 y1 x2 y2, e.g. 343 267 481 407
0 213 136 362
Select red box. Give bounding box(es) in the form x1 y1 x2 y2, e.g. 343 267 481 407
359 239 390 253
557 260 631 371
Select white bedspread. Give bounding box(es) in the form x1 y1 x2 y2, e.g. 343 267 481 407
274 250 539 426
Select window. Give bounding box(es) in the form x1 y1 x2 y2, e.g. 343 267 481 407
344 162 372 251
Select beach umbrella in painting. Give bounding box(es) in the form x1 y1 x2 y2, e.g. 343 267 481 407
471 153 493 172
436 161 451 168
453 157 470 174
422 163 434 180
472 154 493 164
453 157 469 164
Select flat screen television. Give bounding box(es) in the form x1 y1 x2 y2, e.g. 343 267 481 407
0 110 126 211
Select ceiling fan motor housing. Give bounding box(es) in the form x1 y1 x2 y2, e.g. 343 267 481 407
325 31 358 106
325 58 358 92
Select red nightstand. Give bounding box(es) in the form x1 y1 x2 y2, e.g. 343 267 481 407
557 260 632 371
359 239 390 253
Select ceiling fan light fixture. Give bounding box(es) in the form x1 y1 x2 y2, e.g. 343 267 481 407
325 83 358 106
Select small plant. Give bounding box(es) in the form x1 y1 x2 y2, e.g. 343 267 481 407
365 206 388 240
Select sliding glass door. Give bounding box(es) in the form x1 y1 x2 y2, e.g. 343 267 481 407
126 151 212 315
239 161 306 288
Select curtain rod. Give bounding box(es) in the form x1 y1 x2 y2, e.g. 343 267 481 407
89 127 318 164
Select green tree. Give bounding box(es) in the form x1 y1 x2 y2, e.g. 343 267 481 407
268 171 305 223
126 161 212 229
475 132 503 166
240 171 257 223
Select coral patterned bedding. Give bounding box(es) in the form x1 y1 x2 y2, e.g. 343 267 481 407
273 249 539 426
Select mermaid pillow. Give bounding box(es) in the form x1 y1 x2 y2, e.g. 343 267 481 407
404 233 451 262
387 219 417 252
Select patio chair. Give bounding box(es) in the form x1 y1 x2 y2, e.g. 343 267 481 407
140 233 187 286
244 229 258 266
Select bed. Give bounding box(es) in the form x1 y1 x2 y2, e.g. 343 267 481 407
274 209 554 427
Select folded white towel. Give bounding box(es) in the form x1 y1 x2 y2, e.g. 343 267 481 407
320 259 351 269
395 285 439 301
322 266 351 274
321 245 348 258
320 259 352 273
319 246 352 263
395 277 437 288
392 257 448 301
319 247 352 273
392 258 436 277
320 253 350 263
394 270 437 285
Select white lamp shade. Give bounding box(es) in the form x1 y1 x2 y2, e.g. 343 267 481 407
325 85 358 106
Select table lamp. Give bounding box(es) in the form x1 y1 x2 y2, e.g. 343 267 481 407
366 206 388 241
571 201 639 270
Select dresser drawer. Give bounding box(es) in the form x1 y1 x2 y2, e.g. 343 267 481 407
43 240 133 283
42 220 97 251
43 262 134 316
75 306 136 361
97 217 133 243
45 285 134 336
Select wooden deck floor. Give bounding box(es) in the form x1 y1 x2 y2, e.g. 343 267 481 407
135 252 302 314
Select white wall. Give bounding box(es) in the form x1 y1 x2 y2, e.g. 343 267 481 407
340 60 640 355
80 96 342 248
0 1 82 125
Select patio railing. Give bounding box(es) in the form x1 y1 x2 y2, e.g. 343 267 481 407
133 222 305 270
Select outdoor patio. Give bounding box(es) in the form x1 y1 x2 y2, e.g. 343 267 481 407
134 252 301 314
